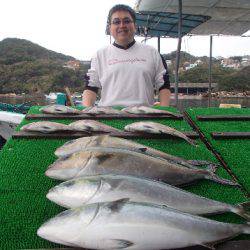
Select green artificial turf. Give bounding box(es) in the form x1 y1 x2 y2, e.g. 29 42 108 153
187 107 250 194
0 105 249 249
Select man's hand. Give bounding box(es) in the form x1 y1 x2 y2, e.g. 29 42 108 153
159 89 171 106
82 90 97 107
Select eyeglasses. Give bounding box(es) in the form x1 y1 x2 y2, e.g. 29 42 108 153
111 18 134 26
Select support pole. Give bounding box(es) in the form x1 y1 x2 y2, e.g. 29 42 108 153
208 35 213 107
174 0 183 107
157 36 161 53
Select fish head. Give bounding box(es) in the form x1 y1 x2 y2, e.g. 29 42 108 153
46 152 92 180
37 204 100 247
46 177 102 208
21 122 55 133
54 136 107 157
125 122 158 133
54 139 80 157
41 105 65 114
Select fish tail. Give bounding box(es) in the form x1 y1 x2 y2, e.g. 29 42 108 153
234 202 250 221
186 137 198 147
206 172 240 187
206 164 219 173
242 223 250 234
187 160 217 167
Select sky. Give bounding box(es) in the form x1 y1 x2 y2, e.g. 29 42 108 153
1 0 250 60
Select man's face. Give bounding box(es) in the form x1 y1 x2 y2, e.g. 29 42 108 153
109 10 136 46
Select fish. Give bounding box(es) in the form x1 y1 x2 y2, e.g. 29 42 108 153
68 120 120 133
46 147 237 187
20 121 70 133
81 106 123 115
40 105 82 114
124 121 197 146
54 135 216 170
37 199 250 249
47 174 250 220
122 105 179 117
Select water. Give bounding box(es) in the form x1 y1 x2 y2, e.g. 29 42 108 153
0 95 49 106
172 97 250 111
0 95 249 111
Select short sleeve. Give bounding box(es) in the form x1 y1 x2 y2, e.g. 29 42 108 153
154 51 170 90
86 54 101 89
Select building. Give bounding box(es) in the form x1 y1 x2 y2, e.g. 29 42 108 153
221 58 241 69
241 57 250 67
170 82 217 94
63 60 81 70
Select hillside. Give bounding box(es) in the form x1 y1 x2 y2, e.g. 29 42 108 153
0 38 249 94
0 38 74 64
0 38 89 94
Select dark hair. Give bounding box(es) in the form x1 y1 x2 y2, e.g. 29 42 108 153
108 4 136 24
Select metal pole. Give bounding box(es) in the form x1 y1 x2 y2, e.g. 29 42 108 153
174 0 183 107
208 35 213 107
157 36 160 53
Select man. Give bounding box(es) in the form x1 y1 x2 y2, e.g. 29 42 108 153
82 4 171 107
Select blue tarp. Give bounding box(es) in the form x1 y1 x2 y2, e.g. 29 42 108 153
135 11 210 38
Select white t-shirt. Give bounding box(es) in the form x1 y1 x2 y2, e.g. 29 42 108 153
86 41 167 107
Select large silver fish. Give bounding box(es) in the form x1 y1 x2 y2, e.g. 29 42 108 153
40 105 82 114
46 147 237 187
47 174 250 220
125 121 197 146
20 121 70 133
54 135 215 169
122 105 179 117
37 199 250 249
81 106 123 115
68 120 120 133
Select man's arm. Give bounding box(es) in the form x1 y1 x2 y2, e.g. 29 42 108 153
82 54 100 107
82 89 97 107
158 55 171 106
159 88 171 106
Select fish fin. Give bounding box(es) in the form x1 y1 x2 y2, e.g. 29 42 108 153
96 153 114 164
101 177 121 190
87 203 100 226
99 177 113 191
187 160 217 167
101 239 134 249
206 171 240 187
242 223 250 234
239 201 250 209
187 137 198 147
106 198 130 212
235 202 250 220
206 164 219 173
200 242 216 250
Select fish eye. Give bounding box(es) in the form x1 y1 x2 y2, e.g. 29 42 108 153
61 155 71 161
42 126 51 130
64 181 75 187
84 125 92 131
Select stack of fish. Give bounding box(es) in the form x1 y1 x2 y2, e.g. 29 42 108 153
40 104 180 117
21 119 198 148
21 120 121 134
37 135 250 249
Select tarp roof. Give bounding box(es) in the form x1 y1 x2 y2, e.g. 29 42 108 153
135 0 250 36
135 11 210 38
